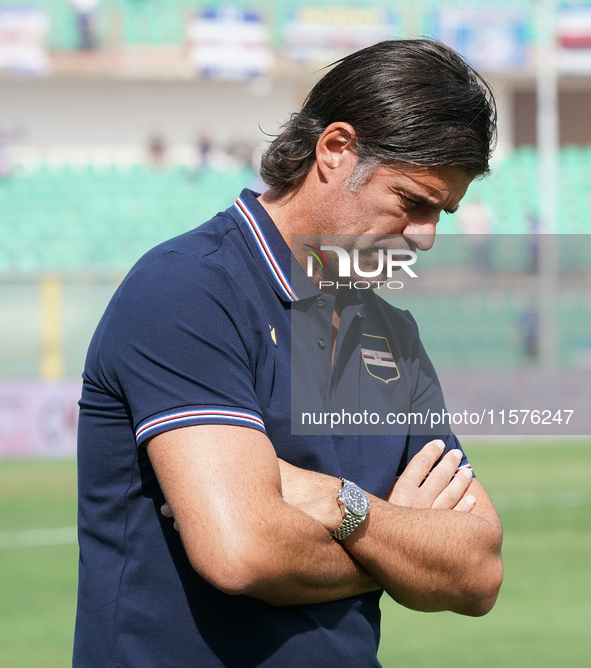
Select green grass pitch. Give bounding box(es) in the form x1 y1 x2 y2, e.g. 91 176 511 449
0 441 590 667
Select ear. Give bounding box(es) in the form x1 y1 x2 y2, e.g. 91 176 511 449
315 122 357 183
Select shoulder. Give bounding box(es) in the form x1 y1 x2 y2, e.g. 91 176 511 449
87 212 253 372
102 209 265 322
122 212 245 292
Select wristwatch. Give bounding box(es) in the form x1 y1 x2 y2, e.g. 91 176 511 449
331 478 370 540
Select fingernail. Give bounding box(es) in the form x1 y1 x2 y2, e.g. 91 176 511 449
452 449 463 460
465 495 476 507
435 440 445 451
463 468 473 479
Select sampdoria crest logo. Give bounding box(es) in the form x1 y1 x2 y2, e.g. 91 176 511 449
361 334 400 383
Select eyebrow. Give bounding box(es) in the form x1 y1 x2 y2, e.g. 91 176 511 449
399 189 459 215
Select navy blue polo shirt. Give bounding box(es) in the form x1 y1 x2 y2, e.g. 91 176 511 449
289 265 471 441
74 188 470 668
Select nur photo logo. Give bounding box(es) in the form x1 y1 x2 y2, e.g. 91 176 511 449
303 244 418 290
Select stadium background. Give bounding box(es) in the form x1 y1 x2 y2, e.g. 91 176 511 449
0 1 590 666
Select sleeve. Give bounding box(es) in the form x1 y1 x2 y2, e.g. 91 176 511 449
96 251 266 446
399 310 473 476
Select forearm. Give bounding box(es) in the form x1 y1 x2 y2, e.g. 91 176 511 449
277 450 502 616
343 494 503 616
234 505 380 606
153 435 380 606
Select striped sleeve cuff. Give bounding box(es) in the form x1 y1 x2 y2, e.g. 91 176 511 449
135 406 266 445
395 461 473 482
427 462 474 478
456 461 473 474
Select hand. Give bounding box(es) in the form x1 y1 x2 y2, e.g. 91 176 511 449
160 501 179 531
277 459 343 533
388 440 475 512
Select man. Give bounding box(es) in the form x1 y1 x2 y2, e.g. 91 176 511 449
74 40 503 667
69 0 101 51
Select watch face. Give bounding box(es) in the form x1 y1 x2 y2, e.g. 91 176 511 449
343 485 369 515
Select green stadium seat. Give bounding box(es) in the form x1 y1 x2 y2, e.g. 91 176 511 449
1 147 589 369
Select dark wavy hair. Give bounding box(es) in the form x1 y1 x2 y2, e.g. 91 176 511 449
260 39 497 195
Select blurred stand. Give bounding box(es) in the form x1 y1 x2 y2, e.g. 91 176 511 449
1 0 591 455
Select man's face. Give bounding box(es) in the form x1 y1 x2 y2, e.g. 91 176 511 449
309 163 473 280
321 162 472 243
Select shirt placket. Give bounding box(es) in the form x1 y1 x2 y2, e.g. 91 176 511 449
327 300 365 411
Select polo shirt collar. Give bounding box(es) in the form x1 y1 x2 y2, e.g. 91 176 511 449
230 189 321 303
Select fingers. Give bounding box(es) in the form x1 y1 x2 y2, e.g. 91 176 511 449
392 440 472 509
453 494 476 513
431 467 474 510
388 439 476 511
160 501 180 532
395 439 446 490
160 502 173 518
420 448 464 501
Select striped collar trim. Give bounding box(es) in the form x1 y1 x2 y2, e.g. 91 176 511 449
233 196 299 302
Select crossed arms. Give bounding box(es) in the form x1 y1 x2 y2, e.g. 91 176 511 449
148 425 503 616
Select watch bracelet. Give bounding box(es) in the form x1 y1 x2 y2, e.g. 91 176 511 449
331 478 367 540
332 512 364 540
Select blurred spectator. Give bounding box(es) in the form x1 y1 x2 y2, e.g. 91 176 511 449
197 130 213 171
69 0 101 51
187 130 213 179
458 199 493 277
227 140 255 170
520 304 539 362
147 134 167 169
209 140 249 173
526 210 540 274
187 133 258 179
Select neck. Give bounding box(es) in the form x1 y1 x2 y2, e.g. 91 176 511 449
258 182 338 292
257 183 314 247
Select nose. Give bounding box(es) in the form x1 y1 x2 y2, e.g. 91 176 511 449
403 220 437 251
